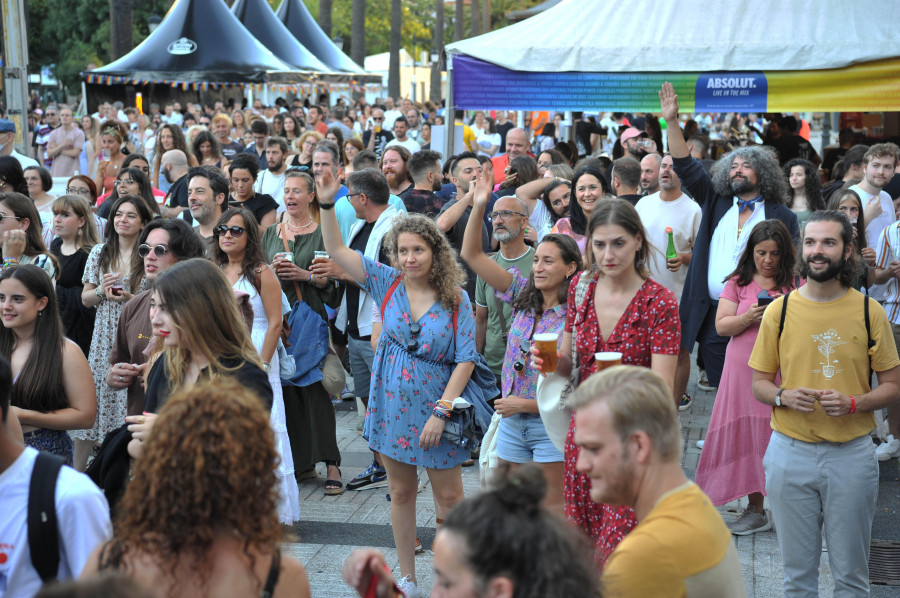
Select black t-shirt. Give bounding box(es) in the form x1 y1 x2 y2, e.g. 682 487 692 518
221 141 244 161
575 120 602 157
403 188 445 219
164 175 190 208
363 130 394 161
496 121 514 153
437 199 490 302
346 220 390 338
228 193 278 227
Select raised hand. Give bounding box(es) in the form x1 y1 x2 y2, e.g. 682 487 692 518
659 82 680 122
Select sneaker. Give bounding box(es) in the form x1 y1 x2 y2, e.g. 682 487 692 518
876 435 900 461
346 461 388 491
697 370 716 391
727 507 771 536
696 440 705 449
396 575 421 598
341 386 355 400
678 394 693 411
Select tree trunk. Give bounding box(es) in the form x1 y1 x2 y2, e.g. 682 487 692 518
471 0 481 37
430 0 444 104
388 0 402 99
454 0 464 41
109 0 135 61
482 0 491 34
319 0 333 38
350 0 366 66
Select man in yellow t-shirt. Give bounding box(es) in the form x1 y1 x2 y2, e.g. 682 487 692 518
750 212 900 596
572 366 746 598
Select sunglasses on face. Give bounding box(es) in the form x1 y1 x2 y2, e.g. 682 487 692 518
0 213 22 222
214 225 246 238
138 244 170 258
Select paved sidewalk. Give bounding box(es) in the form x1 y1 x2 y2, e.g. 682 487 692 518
283 367 896 597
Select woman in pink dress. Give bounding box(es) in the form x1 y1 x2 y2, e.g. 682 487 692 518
695 219 797 535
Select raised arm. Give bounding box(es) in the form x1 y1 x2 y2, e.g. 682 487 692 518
316 168 365 284
513 176 553 213
659 82 689 159
460 171 514 294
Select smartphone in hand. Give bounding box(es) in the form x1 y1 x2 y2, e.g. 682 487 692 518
757 291 774 306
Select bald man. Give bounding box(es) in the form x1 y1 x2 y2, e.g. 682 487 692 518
490 127 530 186
162 150 192 218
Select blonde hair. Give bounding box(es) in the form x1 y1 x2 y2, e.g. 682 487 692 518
570 365 682 461
51 195 100 251
295 130 324 153
381 213 466 310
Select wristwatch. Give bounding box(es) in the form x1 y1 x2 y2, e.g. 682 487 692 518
263 361 271 373
775 388 785 407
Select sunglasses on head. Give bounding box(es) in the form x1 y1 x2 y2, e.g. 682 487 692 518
214 225 246 238
138 244 170 258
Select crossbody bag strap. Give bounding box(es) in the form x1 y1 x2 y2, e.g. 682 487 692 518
492 292 508 341
381 273 405 321
280 224 302 303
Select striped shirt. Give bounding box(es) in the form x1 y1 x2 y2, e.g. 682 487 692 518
875 221 900 323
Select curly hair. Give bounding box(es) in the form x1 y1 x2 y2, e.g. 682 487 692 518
99 379 281 595
784 158 824 212
723 219 796 291
799 210 860 288
442 465 597 598
191 129 222 164
382 213 466 309
710 145 788 204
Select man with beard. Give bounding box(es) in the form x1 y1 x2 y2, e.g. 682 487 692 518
436 151 491 300
619 127 656 162
334 147 408 242
380 145 413 199
573 366 746 597
636 155 700 410
186 165 228 251
850 143 899 251
611 157 643 205
659 82 798 395
751 211 900 596
474 195 534 386
255 137 289 210
385 117 420 154
640 154 661 195
405 150 446 218
161 150 191 218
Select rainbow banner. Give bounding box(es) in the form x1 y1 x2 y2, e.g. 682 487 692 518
452 54 900 113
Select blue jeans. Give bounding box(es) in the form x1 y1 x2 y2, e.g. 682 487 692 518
348 335 375 399
496 413 564 463
764 431 878 597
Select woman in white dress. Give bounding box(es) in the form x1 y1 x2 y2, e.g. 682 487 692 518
212 206 300 524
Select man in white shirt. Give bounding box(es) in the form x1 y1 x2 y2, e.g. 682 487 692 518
852 143 899 255
160 103 183 127
385 117 420 154
381 96 402 131
255 137 289 210
0 119 38 170
636 153 701 409
0 356 111 596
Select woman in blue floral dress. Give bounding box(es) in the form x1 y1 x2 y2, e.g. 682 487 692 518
317 168 474 595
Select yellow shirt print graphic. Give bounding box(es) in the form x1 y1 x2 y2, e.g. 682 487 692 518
811 328 847 379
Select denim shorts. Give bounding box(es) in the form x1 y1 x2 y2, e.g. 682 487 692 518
496 413 564 463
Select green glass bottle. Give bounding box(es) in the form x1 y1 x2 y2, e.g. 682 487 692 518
665 227 677 261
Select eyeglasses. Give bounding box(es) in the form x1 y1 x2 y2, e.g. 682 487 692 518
346 192 363 200
286 166 309 173
407 322 422 352
116 179 135 186
66 187 92 197
138 244 170 258
489 210 527 221
214 225 246 238
372 117 384 121
0 213 22 222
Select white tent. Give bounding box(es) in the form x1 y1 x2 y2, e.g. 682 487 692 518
445 0 900 113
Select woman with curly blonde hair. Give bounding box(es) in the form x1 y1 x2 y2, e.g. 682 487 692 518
289 130 323 170
316 168 476 594
82 379 310 598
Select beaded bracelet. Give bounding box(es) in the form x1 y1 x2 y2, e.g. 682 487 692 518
2 257 18 268
433 397 453 420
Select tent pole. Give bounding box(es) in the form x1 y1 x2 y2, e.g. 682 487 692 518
78 80 88 118
443 54 454 161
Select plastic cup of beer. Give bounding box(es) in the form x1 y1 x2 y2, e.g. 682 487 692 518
273 251 294 264
594 352 623 372
533 333 559 374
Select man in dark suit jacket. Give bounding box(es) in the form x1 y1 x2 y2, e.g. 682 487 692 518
659 83 799 403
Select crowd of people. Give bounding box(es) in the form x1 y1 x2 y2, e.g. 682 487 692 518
2 82 900 598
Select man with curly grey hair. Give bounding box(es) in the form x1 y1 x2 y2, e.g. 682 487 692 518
658 82 799 398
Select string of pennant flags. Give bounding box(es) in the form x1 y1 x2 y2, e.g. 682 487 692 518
84 74 382 94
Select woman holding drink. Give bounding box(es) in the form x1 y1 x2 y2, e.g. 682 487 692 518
260 170 343 494
461 172 582 514
531 198 681 566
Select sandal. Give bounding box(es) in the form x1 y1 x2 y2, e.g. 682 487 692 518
296 468 318 482
324 467 344 496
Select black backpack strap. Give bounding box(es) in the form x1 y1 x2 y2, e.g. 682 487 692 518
778 291 790 340
864 294 875 349
28 452 66 583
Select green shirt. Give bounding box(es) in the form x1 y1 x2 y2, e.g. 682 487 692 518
475 246 535 375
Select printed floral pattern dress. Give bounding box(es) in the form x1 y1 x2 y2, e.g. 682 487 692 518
564 271 681 567
74 243 147 443
361 256 476 469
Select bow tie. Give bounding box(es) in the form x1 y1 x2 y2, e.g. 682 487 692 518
737 196 763 211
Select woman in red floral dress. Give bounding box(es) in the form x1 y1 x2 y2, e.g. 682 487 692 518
534 198 681 566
